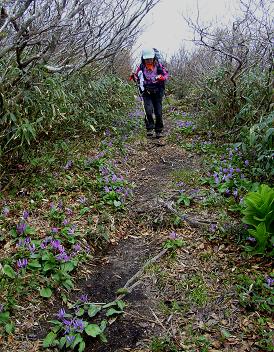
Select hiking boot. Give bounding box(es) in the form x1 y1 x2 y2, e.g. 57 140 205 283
146 130 153 137
155 131 164 138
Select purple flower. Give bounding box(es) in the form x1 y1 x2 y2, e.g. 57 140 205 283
112 174 118 182
72 319 84 332
57 308 66 320
233 189 238 198
0 304 4 313
40 241 47 249
64 160 73 170
105 128 111 136
266 277 274 287
99 166 109 176
17 258 28 269
51 227 59 234
169 231 178 239
2 207 9 217
73 243 81 252
17 238 25 247
79 294 89 303
22 210 29 220
209 223 217 232
244 160 249 166
62 218 69 226
78 196 86 204
68 225 76 235
66 335 75 344
63 319 72 326
56 252 70 262
104 186 110 193
16 222 27 235
51 239 61 249
235 168 241 173
25 237 31 244
66 208 73 216
57 201 63 209
247 236 256 242
27 243 36 253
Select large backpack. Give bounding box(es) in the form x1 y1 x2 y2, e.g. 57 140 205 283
152 48 164 65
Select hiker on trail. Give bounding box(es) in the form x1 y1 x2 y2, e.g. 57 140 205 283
130 48 168 138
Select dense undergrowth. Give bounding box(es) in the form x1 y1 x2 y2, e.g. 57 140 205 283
0 67 135 174
0 66 273 350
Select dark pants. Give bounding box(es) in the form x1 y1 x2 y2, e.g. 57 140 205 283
142 88 164 133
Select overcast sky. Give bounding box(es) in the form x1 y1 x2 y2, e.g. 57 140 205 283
133 0 242 61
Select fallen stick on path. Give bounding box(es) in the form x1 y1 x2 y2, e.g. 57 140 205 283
116 247 168 300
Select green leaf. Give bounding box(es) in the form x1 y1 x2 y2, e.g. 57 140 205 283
116 300 126 310
116 288 129 295
59 336 66 349
100 333 108 343
43 331 57 347
78 341 86 352
102 301 117 309
113 200 121 207
100 320 107 331
85 324 102 337
71 333 83 348
3 264 16 278
87 305 101 318
5 322 14 334
106 308 123 317
61 261 75 272
0 312 10 323
221 328 232 339
62 278 74 290
76 308 85 317
28 260 42 269
39 287 53 298
79 207 90 216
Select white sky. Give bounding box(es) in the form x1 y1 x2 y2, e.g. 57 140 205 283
133 0 242 61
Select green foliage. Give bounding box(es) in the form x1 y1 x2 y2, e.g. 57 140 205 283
242 184 274 255
163 238 185 250
0 309 14 334
239 112 274 178
236 273 274 314
150 336 178 352
0 60 135 163
44 299 125 351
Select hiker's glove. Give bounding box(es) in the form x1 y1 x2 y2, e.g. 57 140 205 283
156 75 165 81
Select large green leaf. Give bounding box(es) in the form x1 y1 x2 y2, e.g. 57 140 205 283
85 324 101 337
39 287 53 298
3 264 16 279
43 331 57 347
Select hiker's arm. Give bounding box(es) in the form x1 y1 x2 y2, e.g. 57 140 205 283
156 65 169 81
129 73 136 82
129 66 141 82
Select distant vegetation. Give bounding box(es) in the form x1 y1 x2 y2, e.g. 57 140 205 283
168 0 273 182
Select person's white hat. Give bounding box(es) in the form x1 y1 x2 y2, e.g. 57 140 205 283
142 48 155 59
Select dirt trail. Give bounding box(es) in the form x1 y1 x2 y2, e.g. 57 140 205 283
79 117 267 352
82 123 203 351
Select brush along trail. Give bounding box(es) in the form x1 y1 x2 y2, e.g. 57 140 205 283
0 107 272 352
